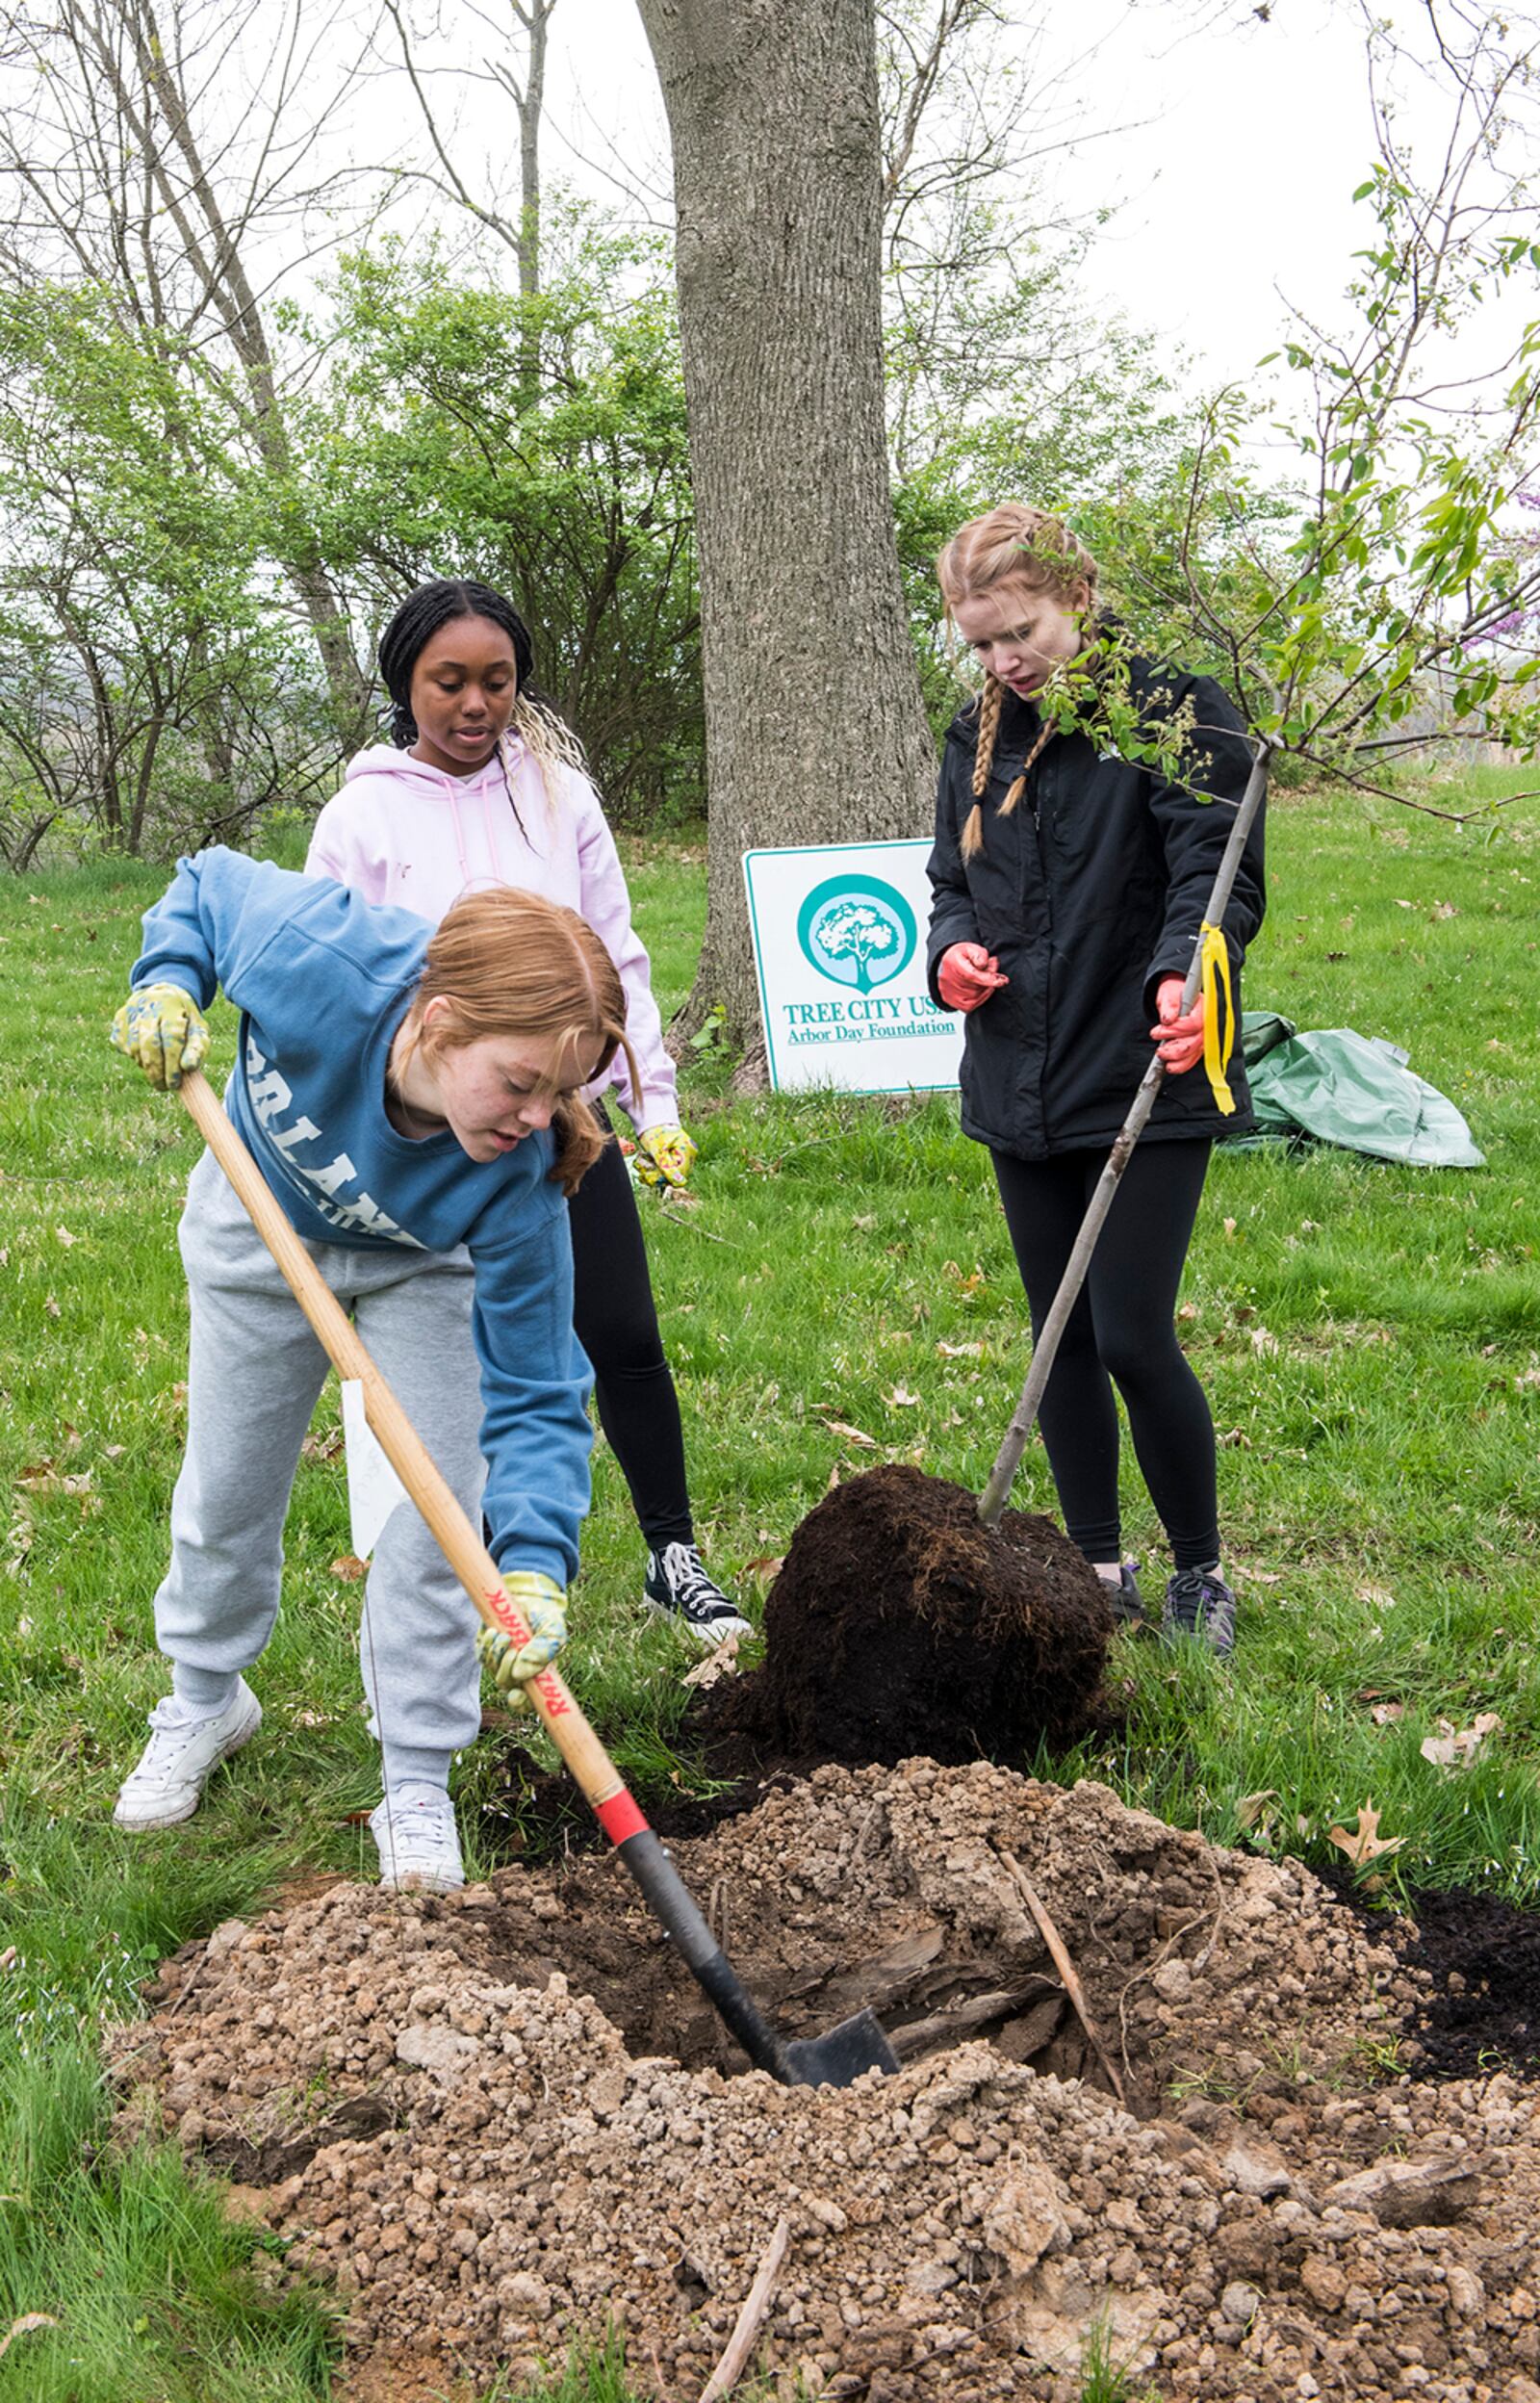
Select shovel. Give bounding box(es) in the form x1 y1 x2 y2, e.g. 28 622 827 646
977 736 1270 1527
176 1069 898 2091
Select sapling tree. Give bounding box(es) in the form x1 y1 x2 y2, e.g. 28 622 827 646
1043 0 1540 813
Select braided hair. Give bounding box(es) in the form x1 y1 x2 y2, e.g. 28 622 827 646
935 507 1100 863
377 578 591 813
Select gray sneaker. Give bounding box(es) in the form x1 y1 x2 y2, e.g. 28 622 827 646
113 1679 263 1829
1162 1566 1238 1658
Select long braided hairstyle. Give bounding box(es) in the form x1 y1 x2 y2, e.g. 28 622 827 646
935 506 1101 862
377 578 591 814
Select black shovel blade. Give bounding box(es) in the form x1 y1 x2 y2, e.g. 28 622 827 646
780 2006 901 2088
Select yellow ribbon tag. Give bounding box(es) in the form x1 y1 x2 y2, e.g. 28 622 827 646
1198 921 1237 1116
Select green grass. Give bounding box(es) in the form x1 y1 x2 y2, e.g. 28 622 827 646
2 775 1539 2396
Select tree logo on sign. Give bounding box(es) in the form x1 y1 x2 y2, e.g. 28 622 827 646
797 875 917 994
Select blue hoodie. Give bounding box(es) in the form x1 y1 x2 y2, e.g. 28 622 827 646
133 846 592 1587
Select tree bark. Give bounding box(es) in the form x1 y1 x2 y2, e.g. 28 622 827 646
634 0 937 1064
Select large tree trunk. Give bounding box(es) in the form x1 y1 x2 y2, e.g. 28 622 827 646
634 0 937 1069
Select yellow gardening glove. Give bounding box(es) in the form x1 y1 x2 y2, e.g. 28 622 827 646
475 1571 567 1708
110 982 211 1090
634 1123 698 1191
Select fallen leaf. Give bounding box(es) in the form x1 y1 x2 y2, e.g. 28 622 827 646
53 1225 77 1247
16 1463 92 1496
851 1213 877 1232
43 1294 60 1320
1177 1302 1197 1321
1420 1714 1502 1771
301 1428 345 1461
885 1385 920 1408
0 1947 15 1972
739 1554 783 1587
329 1555 369 1582
0 2316 58 2361
1219 1427 1252 1449
818 1415 878 1449
1356 1582 1397 1609
937 1339 986 1358
1432 900 1457 919
1222 1217 1238 1238
1235 1790 1278 1829
1240 1568 1283 1586
1249 1326 1279 1357
1394 897 1414 908
681 1635 745 1691
1370 1702 1405 1726
1328 1802 1405 1867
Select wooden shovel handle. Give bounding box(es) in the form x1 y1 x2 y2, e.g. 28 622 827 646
176 1069 638 1832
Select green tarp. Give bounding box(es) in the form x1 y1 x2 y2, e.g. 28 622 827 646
1229 1013 1485 1169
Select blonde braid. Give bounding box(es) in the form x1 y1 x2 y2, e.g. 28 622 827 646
505 692 592 817
961 675 1003 861
961 676 1059 861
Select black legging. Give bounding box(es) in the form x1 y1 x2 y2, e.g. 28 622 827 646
568 1124 693 1550
990 1141 1219 1571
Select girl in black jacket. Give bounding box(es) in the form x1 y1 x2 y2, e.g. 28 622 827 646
926 504 1266 1655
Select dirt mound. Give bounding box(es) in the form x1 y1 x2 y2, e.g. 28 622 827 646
110 1762 1540 2400
714 1465 1113 1765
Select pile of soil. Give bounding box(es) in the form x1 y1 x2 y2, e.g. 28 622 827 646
710 1465 1114 1765
110 1762 1540 2402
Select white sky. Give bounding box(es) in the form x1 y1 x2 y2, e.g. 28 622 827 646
530 0 1528 400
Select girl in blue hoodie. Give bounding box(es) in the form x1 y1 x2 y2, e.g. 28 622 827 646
109 849 636 1893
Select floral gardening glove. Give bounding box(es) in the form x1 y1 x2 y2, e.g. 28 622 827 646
634 1123 698 1191
110 983 211 1090
475 1571 567 1708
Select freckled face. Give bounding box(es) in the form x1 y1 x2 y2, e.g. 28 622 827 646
407 614 519 777
424 1027 607 1163
952 578 1090 699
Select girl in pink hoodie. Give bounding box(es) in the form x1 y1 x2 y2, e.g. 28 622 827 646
307 578 749 1645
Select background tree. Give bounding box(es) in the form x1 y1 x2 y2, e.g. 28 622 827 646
0 279 324 856
298 218 702 819
0 0 371 736
632 0 938 1061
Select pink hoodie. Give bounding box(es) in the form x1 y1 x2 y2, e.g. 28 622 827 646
305 739 679 1128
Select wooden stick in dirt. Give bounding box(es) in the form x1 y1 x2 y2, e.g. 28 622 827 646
697 2216 791 2403
996 1851 1127 2108
977 739 1270 1527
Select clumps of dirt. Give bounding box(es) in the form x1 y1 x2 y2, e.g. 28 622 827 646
708 1465 1114 1765
109 1761 1540 2400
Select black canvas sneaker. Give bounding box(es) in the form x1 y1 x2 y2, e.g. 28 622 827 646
644 1542 754 1647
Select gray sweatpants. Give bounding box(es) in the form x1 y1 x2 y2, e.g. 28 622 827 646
154 1148 486 1792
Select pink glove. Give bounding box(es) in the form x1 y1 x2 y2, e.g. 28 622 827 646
1151 976 1205 1074
937 942 1008 1013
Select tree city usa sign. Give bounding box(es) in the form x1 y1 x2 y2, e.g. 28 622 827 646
742 841 964 1094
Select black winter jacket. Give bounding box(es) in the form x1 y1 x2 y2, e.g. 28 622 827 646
926 654 1266 1161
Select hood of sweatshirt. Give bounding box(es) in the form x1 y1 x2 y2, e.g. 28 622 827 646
343 743 508 799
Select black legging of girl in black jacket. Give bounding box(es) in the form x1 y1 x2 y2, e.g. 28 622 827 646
566 1112 692 1549
991 1139 1220 1571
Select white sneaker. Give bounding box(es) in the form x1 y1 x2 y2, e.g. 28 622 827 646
369 1784 465 1893
113 1680 263 1830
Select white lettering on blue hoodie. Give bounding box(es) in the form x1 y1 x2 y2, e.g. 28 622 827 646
132 846 592 1588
